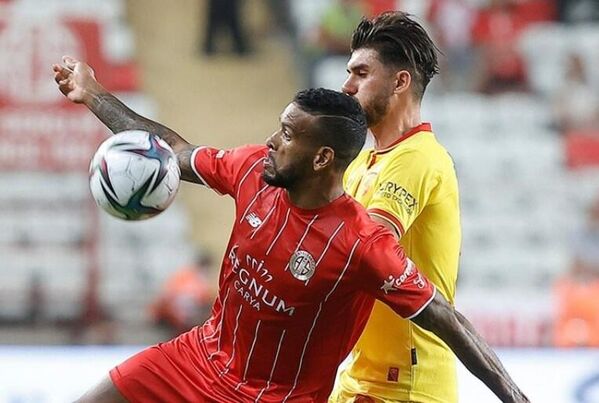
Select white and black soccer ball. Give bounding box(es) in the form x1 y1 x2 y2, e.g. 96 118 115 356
89 130 181 220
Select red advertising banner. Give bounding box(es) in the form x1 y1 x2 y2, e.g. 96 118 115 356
0 15 134 171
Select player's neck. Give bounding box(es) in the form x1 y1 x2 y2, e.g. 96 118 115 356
370 101 421 150
286 175 345 210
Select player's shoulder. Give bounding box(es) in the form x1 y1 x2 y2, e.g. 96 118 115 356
202 143 267 166
233 144 268 159
390 132 454 171
227 144 268 176
224 144 268 195
393 131 445 154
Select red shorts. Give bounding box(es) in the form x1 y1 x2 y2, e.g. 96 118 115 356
109 330 213 402
109 326 318 402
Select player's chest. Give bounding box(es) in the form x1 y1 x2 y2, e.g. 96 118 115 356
226 200 356 316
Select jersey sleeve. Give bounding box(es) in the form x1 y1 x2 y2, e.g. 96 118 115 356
359 233 436 319
367 149 439 237
190 144 266 197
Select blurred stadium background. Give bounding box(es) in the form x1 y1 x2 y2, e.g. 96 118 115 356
1 0 599 401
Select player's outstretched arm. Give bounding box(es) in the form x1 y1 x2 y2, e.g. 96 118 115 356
52 56 200 183
411 293 529 403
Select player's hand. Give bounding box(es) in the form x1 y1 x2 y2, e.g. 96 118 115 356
52 56 99 104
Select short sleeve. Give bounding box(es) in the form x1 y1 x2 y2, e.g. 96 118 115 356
367 149 438 237
191 144 266 197
359 233 436 319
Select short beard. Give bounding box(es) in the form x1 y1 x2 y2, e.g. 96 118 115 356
262 168 299 189
363 90 392 127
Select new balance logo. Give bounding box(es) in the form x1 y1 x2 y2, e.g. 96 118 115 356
245 212 262 228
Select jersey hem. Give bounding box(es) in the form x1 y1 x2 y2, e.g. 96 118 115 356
190 146 224 195
109 366 135 402
367 208 405 237
406 286 436 320
336 383 457 403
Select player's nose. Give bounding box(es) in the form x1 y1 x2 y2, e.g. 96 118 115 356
266 131 277 150
341 77 357 96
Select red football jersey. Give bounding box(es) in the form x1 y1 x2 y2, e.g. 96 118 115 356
180 145 434 402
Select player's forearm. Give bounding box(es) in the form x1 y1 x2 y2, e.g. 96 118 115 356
85 88 201 183
412 295 528 402
84 85 191 153
447 314 527 402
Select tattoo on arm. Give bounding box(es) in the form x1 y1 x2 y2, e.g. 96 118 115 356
88 91 190 153
412 293 529 402
87 91 205 184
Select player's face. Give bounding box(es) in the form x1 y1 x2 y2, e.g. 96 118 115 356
342 48 396 127
263 103 319 189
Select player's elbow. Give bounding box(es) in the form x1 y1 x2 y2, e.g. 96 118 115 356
411 292 460 338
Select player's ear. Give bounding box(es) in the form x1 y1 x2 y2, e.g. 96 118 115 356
313 146 335 171
393 70 411 95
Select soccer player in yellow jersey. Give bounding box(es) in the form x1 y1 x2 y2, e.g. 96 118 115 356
331 12 461 403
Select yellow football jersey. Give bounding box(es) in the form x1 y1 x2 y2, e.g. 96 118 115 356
334 123 461 403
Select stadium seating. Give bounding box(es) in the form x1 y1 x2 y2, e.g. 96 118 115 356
0 0 196 327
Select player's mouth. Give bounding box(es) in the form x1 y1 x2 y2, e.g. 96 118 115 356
263 156 274 171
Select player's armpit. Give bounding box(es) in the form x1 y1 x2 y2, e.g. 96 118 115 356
411 293 530 403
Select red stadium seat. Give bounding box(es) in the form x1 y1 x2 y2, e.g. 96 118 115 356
565 131 599 169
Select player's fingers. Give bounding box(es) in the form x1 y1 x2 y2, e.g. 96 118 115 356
54 64 72 77
62 55 76 64
62 55 78 70
54 71 64 84
53 69 70 85
57 84 71 97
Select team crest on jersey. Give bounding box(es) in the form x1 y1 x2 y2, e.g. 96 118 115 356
289 250 316 281
358 170 379 198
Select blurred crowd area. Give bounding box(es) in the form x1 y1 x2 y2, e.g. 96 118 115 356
0 0 598 348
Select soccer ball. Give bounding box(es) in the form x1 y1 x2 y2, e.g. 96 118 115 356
89 130 181 220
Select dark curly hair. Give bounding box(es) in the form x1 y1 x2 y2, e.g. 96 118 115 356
351 11 440 99
294 88 367 169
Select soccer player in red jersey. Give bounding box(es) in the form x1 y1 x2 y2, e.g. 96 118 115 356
53 56 528 403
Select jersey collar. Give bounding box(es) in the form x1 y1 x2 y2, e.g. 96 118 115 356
374 122 432 154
